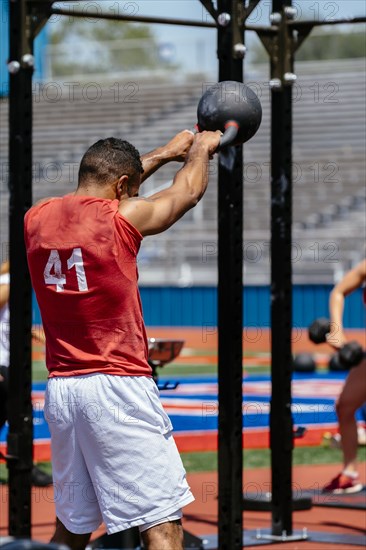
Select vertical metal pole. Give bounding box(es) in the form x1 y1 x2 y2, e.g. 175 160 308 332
217 1 244 548
270 0 294 537
8 0 33 537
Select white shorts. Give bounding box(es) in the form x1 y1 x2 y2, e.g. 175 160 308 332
44 374 194 535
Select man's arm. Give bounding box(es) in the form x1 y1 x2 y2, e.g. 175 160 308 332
119 131 221 236
327 259 366 348
140 130 195 183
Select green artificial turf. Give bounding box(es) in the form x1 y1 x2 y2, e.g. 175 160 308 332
159 364 217 376
32 359 48 382
32 356 270 381
183 446 366 472
155 364 270 377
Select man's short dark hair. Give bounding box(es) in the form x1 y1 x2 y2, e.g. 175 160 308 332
78 138 144 187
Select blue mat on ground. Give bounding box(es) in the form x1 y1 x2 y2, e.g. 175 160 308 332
1 371 360 443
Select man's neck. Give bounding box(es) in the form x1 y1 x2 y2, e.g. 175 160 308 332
74 183 115 199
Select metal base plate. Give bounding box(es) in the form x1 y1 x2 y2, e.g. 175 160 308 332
189 529 366 548
242 529 366 547
244 487 366 511
243 493 312 511
301 486 366 510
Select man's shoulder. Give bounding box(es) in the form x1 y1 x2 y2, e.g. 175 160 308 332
33 196 60 209
25 197 60 218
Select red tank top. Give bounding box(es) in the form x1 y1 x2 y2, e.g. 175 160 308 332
24 195 151 378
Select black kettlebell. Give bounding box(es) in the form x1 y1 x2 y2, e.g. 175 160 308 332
293 353 316 373
196 81 262 149
339 341 364 369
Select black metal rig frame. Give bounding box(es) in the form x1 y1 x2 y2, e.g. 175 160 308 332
7 0 365 547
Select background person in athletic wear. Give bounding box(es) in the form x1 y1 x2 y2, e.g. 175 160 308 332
0 260 52 487
24 129 221 550
322 259 366 494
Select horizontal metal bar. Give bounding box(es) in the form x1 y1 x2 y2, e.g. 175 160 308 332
48 6 274 33
50 7 217 27
246 24 277 32
288 16 366 29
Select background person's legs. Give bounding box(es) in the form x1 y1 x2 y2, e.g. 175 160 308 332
336 358 366 472
0 364 52 485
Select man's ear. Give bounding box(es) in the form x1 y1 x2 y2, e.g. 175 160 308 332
117 175 130 198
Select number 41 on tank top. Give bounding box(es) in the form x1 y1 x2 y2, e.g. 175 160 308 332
43 248 88 292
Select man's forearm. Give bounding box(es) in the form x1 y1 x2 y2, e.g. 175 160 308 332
140 130 195 183
140 148 171 183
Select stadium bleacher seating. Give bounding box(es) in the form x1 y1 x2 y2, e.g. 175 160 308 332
0 59 364 284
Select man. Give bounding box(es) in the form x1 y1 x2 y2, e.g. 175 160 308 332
24 129 221 550
322 259 366 493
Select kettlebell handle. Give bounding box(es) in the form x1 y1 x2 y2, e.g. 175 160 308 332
192 120 240 151
218 121 239 149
